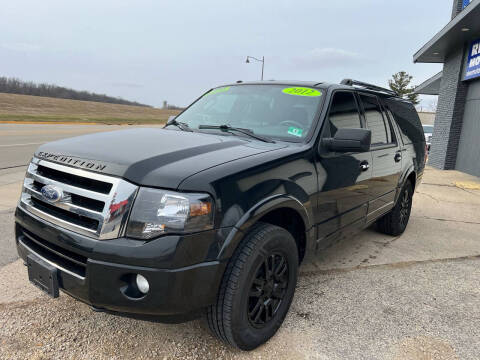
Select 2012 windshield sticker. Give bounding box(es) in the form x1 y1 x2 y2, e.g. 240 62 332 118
282 87 322 97
288 127 303 137
206 87 230 96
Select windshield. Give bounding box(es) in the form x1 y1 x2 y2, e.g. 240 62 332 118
175 85 324 142
422 125 434 133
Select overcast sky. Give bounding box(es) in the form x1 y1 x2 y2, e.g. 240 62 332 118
1 0 449 108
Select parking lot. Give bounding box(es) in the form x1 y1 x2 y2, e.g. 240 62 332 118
0 124 479 359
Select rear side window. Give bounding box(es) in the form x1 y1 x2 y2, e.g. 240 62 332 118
384 112 393 143
379 101 397 144
383 98 424 145
327 91 362 136
385 109 399 143
359 94 389 145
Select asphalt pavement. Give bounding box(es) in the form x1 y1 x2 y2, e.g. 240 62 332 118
0 123 145 170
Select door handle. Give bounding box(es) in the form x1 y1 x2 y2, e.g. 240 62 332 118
394 152 402 162
359 161 370 171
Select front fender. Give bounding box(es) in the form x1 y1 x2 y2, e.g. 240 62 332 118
217 194 314 261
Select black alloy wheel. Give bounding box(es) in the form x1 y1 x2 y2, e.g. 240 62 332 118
399 187 412 227
206 222 298 350
377 180 414 236
248 253 289 328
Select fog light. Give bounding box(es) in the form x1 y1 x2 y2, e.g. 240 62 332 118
136 274 149 294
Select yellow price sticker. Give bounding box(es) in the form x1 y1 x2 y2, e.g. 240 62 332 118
206 87 230 96
282 87 322 97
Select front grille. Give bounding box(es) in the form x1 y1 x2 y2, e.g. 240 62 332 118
37 165 112 194
20 157 138 240
19 226 87 278
31 197 100 231
32 180 105 212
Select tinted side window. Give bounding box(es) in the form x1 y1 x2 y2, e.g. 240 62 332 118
384 112 393 143
378 99 397 144
383 98 424 145
359 94 388 145
385 109 399 143
328 92 362 136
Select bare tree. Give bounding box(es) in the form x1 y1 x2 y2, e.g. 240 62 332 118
0 76 151 107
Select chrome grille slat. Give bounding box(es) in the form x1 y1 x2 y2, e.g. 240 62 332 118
19 157 138 240
35 158 118 183
20 195 98 234
26 166 110 202
23 184 104 221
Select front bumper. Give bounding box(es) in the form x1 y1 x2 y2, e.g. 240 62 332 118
15 206 230 316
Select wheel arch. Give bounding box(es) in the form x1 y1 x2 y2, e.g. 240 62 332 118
407 171 417 191
218 195 314 264
396 168 417 204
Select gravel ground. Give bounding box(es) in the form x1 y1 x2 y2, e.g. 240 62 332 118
0 210 17 266
1 257 479 360
1 166 479 359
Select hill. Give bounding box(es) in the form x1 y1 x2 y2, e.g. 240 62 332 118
0 77 150 107
0 93 181 124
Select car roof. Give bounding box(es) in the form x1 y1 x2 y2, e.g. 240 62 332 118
219 80 402 99
223 80 331 88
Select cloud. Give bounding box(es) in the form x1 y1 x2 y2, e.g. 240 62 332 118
292 48 364 69
1 42 41 52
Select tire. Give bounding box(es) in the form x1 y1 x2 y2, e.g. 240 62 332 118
377 180 413 236
206 222 298 350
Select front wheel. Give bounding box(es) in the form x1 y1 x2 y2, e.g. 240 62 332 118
377 180 413 236
206 223 298 350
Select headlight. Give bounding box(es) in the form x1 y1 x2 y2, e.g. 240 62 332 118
126 188 214 239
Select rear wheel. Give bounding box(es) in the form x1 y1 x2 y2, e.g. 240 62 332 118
206 223 298 350
377 180 413 236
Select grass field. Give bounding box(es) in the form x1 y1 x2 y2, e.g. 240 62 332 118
0 93 181 124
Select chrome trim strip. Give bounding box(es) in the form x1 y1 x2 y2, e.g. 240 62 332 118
366 201 394 224
20 196 98 236
23 183 104 221
19 238 86 280
26 167 110 202
32 157 116 183
368 201 394 215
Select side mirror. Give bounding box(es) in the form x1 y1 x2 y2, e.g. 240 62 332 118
167 115 176 124
321 128 371 153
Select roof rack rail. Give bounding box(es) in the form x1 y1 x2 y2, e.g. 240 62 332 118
340 79 397 96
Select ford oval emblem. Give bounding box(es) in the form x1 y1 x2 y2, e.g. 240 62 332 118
40 185 64 203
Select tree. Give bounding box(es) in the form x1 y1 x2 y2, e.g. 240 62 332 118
0 76 151 107
388 71 419 105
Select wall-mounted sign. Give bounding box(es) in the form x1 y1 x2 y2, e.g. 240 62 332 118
465 39 480 81
463 0 473 9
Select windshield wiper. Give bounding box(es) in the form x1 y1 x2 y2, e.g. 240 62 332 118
164 119 193 132
198 124 275 143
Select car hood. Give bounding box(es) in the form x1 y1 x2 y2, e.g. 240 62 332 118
35 128 286 188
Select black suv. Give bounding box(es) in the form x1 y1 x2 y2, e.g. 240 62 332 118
15 80 426 350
